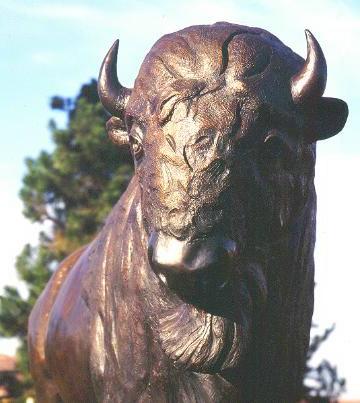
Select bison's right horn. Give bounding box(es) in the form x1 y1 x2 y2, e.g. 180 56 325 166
291 30 327 105
98 40 132 118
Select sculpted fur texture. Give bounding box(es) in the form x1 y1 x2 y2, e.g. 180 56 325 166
28 22 348 402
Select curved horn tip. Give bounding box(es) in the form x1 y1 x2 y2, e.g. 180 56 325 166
109 39 119 54
304 29 320 53
291 29 327 105
98 39 131 118
304 29 313 49
100 39 119 74
304 29 312 39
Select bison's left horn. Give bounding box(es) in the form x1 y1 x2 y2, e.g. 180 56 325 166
98 40 132 118
291 30 327 105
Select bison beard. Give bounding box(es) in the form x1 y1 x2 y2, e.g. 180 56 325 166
144 263 254 373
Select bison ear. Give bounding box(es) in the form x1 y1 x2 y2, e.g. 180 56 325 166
106 116 130 147
306 97 348 143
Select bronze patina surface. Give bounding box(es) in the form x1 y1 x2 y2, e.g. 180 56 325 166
28 22 348 402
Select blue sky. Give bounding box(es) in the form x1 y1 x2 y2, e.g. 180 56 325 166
1 0 359 398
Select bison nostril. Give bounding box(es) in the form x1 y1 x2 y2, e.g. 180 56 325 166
148 231 189 273
148 231 237 296
194 266 230 294
149 232 235 271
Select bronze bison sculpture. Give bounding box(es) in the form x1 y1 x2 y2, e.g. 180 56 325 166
28 22 348 402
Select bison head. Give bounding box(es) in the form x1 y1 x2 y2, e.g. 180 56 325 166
98 23 347 383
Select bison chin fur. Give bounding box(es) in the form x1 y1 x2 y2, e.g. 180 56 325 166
143 260 267 374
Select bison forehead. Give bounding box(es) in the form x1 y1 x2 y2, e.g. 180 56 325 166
127 22 303 119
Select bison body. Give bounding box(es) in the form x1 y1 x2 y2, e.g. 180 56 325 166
28 23 348 402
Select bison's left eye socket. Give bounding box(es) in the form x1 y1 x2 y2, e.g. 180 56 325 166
263 135 286 158
260 132 294 169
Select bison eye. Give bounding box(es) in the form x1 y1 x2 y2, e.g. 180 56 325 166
263 135 285 158
129 135 144 161
129 122 145 162
260 132 293 168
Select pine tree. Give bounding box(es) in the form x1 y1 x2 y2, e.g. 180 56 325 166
302 325 346 402
0 79 132 399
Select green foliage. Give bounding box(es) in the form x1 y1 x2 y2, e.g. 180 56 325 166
20 79 132 257
0 79 132 399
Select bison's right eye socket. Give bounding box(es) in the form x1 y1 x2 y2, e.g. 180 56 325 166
129 123 145 163
129 135 144 162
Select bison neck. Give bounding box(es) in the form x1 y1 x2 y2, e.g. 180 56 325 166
85 176 315 403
